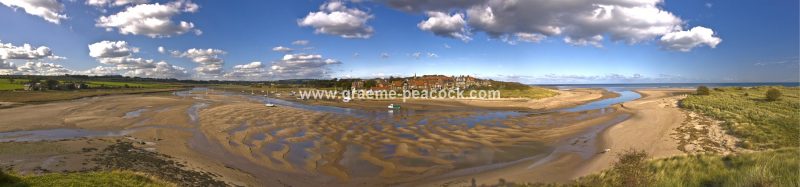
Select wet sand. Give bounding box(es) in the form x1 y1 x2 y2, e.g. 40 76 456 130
0 88 654 186
290 88 614 111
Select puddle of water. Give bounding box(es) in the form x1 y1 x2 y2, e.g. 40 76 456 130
123 108 147 119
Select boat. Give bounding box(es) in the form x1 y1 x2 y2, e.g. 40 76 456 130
265 103 276 107
387 104 400 109
342 96 351 103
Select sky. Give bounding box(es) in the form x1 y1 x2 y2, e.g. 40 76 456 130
0 0 797 84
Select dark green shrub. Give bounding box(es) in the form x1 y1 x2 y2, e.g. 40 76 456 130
697 86 710 95
766 88 781 101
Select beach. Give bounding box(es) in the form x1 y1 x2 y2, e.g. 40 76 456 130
0 87 702 186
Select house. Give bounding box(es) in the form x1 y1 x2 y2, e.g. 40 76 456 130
23 82 43 91
351 80 364 89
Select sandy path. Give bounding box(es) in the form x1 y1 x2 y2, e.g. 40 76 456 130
571 89 693 178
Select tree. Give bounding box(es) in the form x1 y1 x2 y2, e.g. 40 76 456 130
696 86 710 95
612 149 652 187
766 88 782 101
7 78 13 84
45 79 60 90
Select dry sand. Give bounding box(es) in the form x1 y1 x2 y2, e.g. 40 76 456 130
570 89 694 178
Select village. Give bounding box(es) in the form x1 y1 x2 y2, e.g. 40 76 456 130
350 75 493 91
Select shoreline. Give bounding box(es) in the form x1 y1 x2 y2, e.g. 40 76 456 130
0 87 657 186
570 88 694 179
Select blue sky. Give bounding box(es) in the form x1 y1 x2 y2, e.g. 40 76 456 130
0 0 797 83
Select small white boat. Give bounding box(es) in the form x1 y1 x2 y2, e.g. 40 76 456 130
265 103 276 107
388 104 400 109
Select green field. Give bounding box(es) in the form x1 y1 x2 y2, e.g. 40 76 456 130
680 86 800 149
0 79 27 91
85 81 173 89
498 86 559 99
0 88 183 103
0 79 172 91
1 170 172 187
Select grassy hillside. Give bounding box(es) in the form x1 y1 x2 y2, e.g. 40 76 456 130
680 86 800 149
570 148 799 187
0 88 183 103
85 81 173 89
0 79 27 91
499 86 559 99
1 170 172 187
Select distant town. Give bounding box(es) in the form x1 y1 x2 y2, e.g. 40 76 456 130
350 75 493 91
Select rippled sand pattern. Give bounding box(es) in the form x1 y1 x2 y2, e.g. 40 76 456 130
197 100 615 183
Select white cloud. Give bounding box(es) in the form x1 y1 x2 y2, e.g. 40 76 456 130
291 40 310 45
272 46 293 53
427 52 438 58
0 41 55 60
223 61 265 80
86 0 148 7
157 46 165 53
0 0 66 24
298 1 374 39
172 48 226 75
383 0 719 48
269 53 340 79
86 40 187 78
88 40 138 58
96 0 200 38
417 11 471 41
0 41 69 75
380 52 389 59
14 61 72 75
659 26 722 52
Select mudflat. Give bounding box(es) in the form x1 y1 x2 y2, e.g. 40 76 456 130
0 88 668 186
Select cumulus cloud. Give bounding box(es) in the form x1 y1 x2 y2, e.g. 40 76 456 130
0 0 66 24
157 46 165 53
269 53 341 79
292 40 310 46
86 0 148 7
88 40 138 58
382 0 720 48
223 61 265 80
417 11 471 41
0 41 70 75
96 0 201 38
14 61 72 75
298 1 374 39
659 26 722 52
380 52 390 59
172 48 226 75
87 40 188 78
1 41 55 60
272 46 293 53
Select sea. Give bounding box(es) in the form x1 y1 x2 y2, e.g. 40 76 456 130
530 82 800 89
